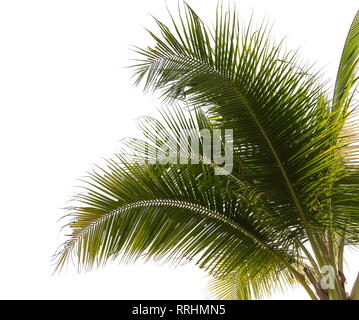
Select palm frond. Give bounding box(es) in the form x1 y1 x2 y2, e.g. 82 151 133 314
54 104 310 297
56 3 359 300
208 264 297 300
131 3 354 238
333 10 359 111
54 157 297 278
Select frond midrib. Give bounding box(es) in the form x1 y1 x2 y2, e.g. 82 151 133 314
60 198 294 270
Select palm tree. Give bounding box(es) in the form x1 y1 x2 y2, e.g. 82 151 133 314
54 3 359 300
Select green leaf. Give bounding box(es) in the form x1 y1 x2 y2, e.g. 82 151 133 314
333 10 359 111
208 264 297 300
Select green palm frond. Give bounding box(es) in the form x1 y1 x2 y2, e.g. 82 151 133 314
131 3 357 239
208 264 297 300
55 108 298 276
54 103 316 297
333 10 359 111
55 2 359 300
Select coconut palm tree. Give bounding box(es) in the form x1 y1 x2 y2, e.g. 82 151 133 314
54 3 359 300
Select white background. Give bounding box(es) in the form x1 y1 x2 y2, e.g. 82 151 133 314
0 0 358 299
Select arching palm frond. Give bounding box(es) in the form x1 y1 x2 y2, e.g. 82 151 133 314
55 105 312 298
56 3 359 300
333 10 359 111
132 1 359 253
130 3 359 299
